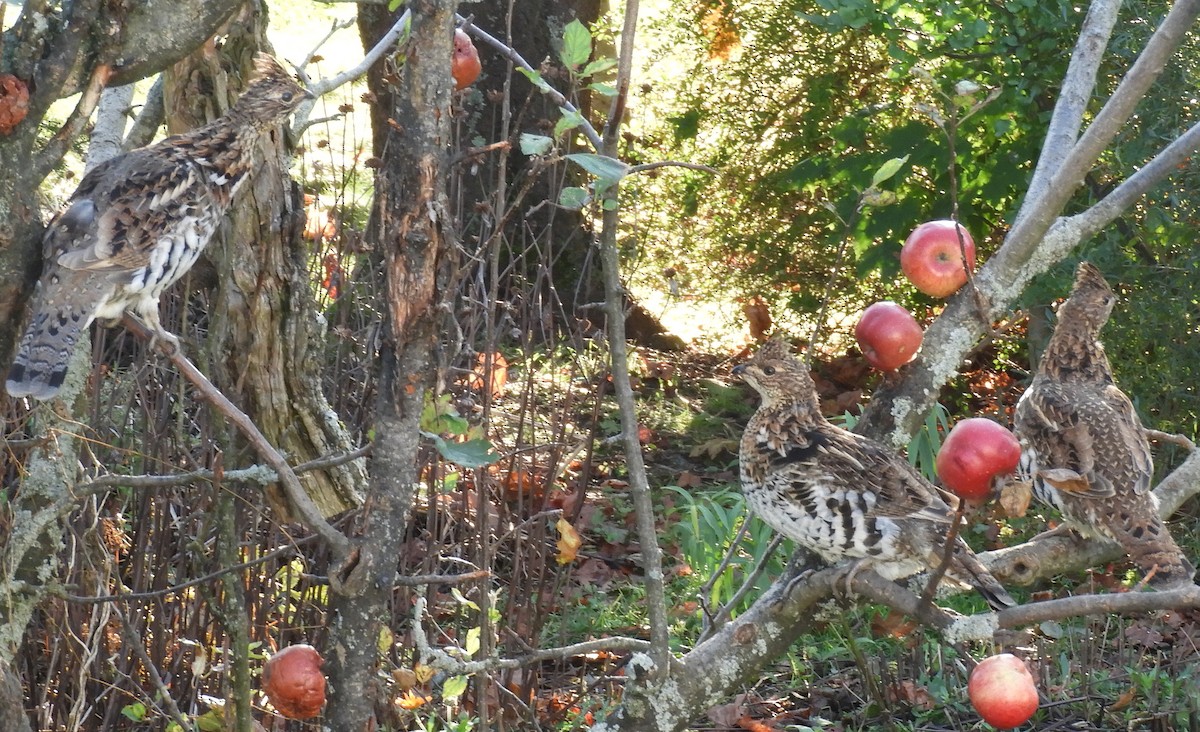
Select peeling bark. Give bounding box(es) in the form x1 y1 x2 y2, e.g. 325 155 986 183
325 0 458 728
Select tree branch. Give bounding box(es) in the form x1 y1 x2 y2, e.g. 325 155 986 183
411 596 651 675
121 315 352 558
31 62 111 181
72 443 371 498
457 15 604 151
290 10 413 135
1020 0 1121 208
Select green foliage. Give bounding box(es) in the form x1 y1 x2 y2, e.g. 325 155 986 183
420 393 500 468
664 484 784 609
627 0 1087 323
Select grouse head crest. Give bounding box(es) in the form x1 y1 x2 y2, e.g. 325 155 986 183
1056 261 1117 332
229 53 310 128
733 337 817 409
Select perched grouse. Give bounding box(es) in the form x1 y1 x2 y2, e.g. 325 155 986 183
1014 262 1195 589
5 54 309 400
735 338 1016 610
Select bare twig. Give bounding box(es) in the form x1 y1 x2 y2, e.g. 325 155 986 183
411 596 651 674
59 541 308 604
394 569 492 587
121 315 351 558
456 14 604 150
626 161 718 175
290 9 413 135
73 443 371 497
32 63 111 181
592 0 672 682
114 608 195 731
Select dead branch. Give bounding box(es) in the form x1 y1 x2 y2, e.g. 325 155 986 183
71 443 369 497
290 9 412 136
121 315 351 558
411 596 651 675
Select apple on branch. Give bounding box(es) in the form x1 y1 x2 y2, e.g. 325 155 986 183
968 653 1039 729
901 219 976 298
854 301 923 371
453 28 482 90
935 417 1021 502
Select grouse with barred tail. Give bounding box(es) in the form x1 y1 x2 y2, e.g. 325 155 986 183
735 338 1016 610
5 54 310 400
1014 261 1195 589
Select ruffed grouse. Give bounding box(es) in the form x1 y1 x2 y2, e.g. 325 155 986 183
735 338 1016 610
6 54 309 400
1014 261 1195 589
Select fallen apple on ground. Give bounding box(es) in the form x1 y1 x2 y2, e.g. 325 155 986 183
968 653 1039 729
263 644 327 719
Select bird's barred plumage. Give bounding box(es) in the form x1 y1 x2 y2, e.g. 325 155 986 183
735 338 1016 611
1014 262 1195 589
5 54 309 400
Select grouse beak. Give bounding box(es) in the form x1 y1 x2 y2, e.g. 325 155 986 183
731 364 746 378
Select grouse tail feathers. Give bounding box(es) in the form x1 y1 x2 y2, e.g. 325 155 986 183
6 302 94 400
943 539 1018 611
1121 522 1196 589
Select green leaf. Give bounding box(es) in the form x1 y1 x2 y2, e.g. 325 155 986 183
588 82 618 97
554 108 586 138
559 187 589 209
560 19 592 70
195 711 224 732
388 0 403 10
516 67 553 93
451 586 478 610
121 703 148 722
442 675 469 701
565 153 629 183
427 434 500 468
581 57 618 77
870 155 909 187
519 133 554 156
465 626 482 658
601 197 619 211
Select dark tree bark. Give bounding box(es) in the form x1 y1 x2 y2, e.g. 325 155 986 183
326 1 459 728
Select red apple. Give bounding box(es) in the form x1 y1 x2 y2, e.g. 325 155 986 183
452 28 481 90
900 219 977 297
936 418 1021 501
263 644 326 720
854 301 923 371
968 653 1039 729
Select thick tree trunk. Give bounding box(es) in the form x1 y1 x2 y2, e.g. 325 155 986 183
162 1 364 518
326 1 458 727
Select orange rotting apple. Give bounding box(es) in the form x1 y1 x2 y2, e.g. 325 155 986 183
936 418 1021 501
262 644 326 720
900 219 977 298
968 653 1039 729
452 28 482 90
854 301 923 371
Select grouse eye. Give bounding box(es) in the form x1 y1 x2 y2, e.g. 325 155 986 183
281 91 295 102
761 365 776 376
